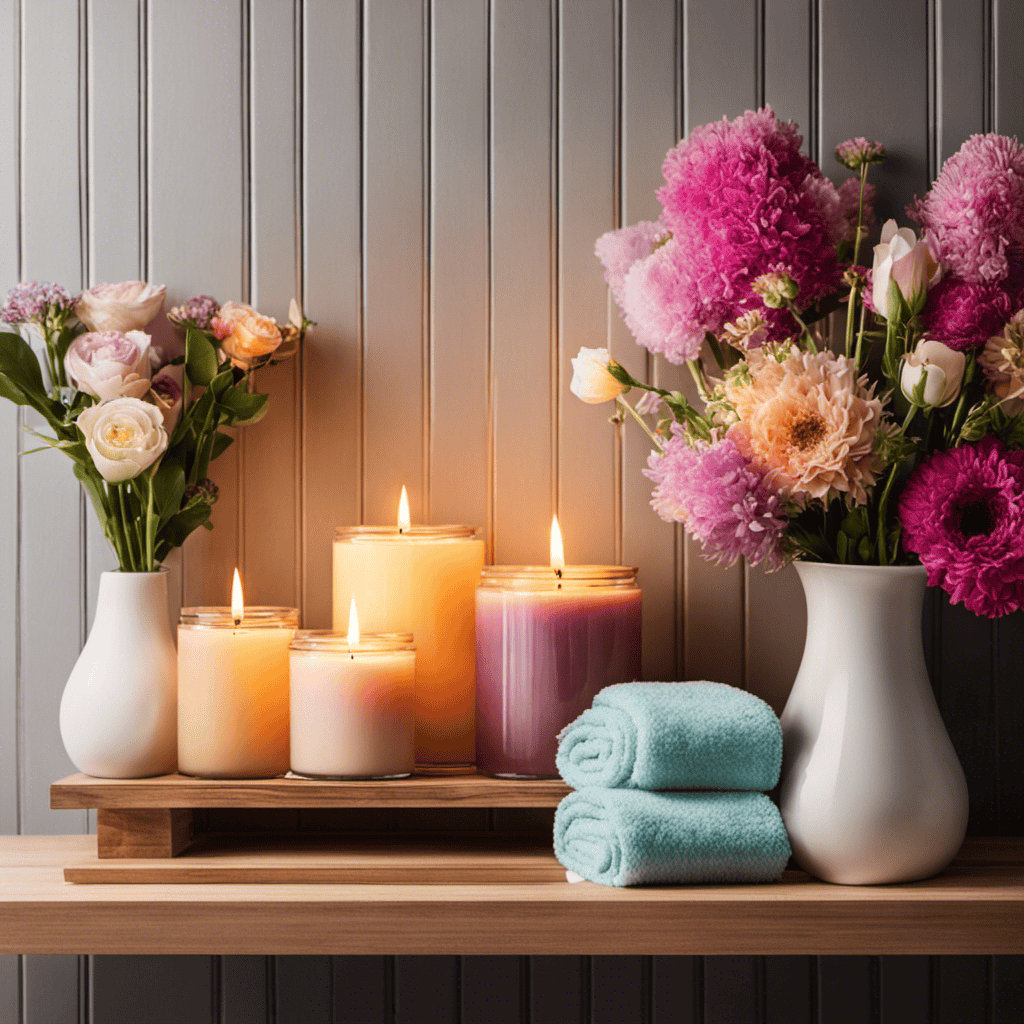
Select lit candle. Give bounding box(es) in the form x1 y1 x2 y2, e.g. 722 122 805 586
289 599 416 779
475 516 642 778
177 569 298 778
333 489 485 773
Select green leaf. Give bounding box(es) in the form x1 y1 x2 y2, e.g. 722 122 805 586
211 430 234 460
158 501 212 549
73 462 109 524
210 367 236 399
185 325 218 387
151 459 187 525
836 531 849 564
218 387 268 426
0 331 46 398
0 371 29 406
54 324 83 366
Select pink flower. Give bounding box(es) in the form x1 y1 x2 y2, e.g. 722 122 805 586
0 281 77 326
76 281 166 334
595 221 668 309
835 138 886 171
837 177 877 244
908 133 1024 286
898 438 1024 617
64 330 152 402
921 277 1017 351
617 108 845 359
644 429 788 570
168 294 221 332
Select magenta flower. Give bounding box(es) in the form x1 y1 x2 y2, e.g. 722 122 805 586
898 438 1024 617
594 221 668 309
644 430 789 570
835 138 887 171
615 108 845 361
921 276 1017 351
0 281 77 326
908 134 1024 286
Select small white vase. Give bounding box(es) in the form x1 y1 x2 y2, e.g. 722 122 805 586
59 569 177 778
779 562 968 885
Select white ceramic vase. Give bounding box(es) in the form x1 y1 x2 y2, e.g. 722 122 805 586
779 562 969 885
59 569 177 778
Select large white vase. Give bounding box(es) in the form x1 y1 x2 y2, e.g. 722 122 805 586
779 562 968 884
59 570 177 778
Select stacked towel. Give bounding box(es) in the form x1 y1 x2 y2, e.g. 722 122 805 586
554 681 790 887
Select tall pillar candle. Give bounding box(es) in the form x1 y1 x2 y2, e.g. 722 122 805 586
475 565 642 778
178 606 298 778
333 524 485 771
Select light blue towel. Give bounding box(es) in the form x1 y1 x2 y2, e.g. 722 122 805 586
556 681 782 792
554 788 791 887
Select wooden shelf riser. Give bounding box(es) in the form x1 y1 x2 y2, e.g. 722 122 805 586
96 809 196 859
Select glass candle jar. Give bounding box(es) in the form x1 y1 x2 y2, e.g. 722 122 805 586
289 631 416 779
333 525 485 773
177 606 298 778
475 565 642 779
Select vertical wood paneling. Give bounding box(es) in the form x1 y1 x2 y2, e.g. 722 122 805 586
221 955 270 1024
244 0 300 610
333 956 388 1024
462 956 522 1024
302 0 361 627
766 956 812 1024
276 955 332 1024
879 956 931 1024
817 956 875 1024
491 0 554 564
995 614 1024 833
530 956 584 1024
557 0 618 564
993 956 1024 1024
149 0 244 607
618 0 681 682
938 0 986 162
994 0 1024 139
591 956 645 1024
428 0 489 538
651 956 698 1024
703 956 758 1024
937 955 989 1023
394 956 458 1024
92 956 213 1024
764 0 810 135
362 0 426 526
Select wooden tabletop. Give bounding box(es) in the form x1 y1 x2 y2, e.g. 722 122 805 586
50 772 572 809
1 836 1021 956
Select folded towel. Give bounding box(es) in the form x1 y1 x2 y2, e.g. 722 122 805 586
554 788 791 887
556 681 782 792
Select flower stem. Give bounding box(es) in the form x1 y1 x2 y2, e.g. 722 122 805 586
117 484 139 571
616 395 664 452
844 282 859 359
783 300 816 351
854 302 869 369
851 164 869 269
685 359 711 402
145 476 156 572
875 404 918 567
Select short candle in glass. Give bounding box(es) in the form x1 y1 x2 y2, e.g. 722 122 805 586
178 573 298 779
289 621 416 780
333 490 485 773
475 519 642 778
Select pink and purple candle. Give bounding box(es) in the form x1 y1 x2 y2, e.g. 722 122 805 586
475 519 641 778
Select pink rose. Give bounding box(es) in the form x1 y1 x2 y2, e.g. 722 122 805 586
65 330 152 402
76 281 166 333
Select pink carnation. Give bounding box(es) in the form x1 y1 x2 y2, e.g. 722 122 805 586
908 134 1024 286
921 277 1017 351
644 430 788 570
898 438 1024 618
595 221 668 309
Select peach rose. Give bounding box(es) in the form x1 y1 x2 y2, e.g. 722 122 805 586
213 301 282 369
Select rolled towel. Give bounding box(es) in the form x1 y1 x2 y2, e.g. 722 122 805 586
554 788 791 887
556 681 782 792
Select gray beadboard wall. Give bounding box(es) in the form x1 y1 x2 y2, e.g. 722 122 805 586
0 1 1022 1022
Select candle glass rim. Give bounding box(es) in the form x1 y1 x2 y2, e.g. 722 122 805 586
478 565 639 590
179 606 299 629
333 525 480 542
290 629 415 654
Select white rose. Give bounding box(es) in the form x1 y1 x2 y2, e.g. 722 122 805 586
871 220 941 320
78 398 168 484
65 330 153 402
900 339 967 408
148 364 184 434
76 281 166 334
569 346 625 404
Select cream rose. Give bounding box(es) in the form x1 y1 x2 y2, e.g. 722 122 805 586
569 346 626 404
65 330 152 402
75 281 166 334
900 339 966 408
871 220 941 319
213 301 282 368
148 364 184 434
78 397 168 484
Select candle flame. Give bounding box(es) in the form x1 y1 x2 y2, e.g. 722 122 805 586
550 515 565 571
398 486 411 532
347 597 360 645
231 568 244 625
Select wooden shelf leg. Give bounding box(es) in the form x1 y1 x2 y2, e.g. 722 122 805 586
96 808 196 859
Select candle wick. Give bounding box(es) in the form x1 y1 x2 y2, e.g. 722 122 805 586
233 616 241 627
555 568 563 579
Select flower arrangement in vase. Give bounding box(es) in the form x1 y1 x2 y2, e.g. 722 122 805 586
573 108 1024 883
0 280 311 777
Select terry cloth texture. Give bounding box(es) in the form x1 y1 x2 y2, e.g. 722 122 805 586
555 681 783 792
553 787 791 887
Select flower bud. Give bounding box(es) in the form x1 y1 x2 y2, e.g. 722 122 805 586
871 220 941 320
569 346 626 404
900 339 966 408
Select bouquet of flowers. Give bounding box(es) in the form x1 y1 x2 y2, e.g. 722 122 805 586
0 281 310 572
573 108 1024 618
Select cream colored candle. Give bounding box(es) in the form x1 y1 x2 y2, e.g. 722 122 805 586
333 502 484 772
289 627 415 779
178 602 298 779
